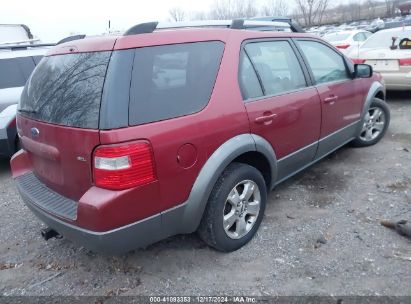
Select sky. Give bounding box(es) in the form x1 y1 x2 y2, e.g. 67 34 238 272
0 0 216 42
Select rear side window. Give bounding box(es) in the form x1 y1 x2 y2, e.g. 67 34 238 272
0 57 35 89
20 51 111 129
244 41 307 96
129 41 224 126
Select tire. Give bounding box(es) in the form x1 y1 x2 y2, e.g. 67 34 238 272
351 98 390 147
15 136 21 153
198 162 267 252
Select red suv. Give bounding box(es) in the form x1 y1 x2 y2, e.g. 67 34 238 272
11 20 390 253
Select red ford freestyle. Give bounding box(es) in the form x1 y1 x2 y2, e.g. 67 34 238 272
11 20 390 253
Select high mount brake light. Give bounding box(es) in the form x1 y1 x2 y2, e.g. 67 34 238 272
93 141 156 190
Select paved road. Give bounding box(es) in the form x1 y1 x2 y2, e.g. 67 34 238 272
0 93 410 296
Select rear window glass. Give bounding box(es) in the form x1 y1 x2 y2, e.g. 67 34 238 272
0 57 35 89
19 51 111 129
129 41 224 126
323 33 350 42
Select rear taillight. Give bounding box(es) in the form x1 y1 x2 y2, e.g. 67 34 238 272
336 44 350 49
93 141 156 190
399 58 411 66
352 59 366 64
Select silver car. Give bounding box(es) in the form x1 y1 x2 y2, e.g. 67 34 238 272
349 26 411 90
0 46 49 157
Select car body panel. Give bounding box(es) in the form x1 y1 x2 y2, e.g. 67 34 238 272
315 80 364 138
245 88 321 165
17 116 100 202
10 27 386 251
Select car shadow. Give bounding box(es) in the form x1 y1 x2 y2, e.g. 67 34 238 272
0 157 11 175
386 91 411 102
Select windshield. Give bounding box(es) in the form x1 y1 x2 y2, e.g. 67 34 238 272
324 33 351 42
19 51 111 129
361 28 411 49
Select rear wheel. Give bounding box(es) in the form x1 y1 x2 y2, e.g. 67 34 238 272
198 163 267 252
352 98 390 147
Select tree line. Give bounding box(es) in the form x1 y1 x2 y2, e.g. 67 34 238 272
169 0 407 27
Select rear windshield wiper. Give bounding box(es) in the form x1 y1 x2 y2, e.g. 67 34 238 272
18 108 37 114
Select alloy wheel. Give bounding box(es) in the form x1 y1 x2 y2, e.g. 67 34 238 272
223 180 261 239
360 106 386 142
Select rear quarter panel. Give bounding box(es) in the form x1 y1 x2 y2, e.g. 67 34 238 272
99 35 250 213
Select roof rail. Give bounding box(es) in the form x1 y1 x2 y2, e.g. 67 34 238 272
124 22 159 35
57 34 86 45
123 19 301 36
252 17 305 33
230 19 245 29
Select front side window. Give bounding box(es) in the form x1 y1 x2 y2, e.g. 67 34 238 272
129 41 225 126
297 40 350 84
244 41 307 96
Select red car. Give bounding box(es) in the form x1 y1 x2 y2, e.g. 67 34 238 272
11 20 390 253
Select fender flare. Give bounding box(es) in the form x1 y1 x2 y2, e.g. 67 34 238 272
174 133 277 234
356 81 385 135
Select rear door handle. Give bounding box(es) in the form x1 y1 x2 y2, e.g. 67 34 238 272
255 113 277 124
324 95 339 103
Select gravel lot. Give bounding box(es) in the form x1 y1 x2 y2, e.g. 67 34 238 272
0 93 410 297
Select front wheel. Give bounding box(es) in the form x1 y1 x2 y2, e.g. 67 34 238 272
352 98 390 147
198 163 267 252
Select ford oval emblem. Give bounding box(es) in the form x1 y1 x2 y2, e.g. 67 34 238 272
31 127 40 137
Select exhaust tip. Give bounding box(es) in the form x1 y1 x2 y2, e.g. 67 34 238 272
41 228 61 241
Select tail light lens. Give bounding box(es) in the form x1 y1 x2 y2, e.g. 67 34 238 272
93 141 156 190
399 58 411 66
336 44 350 49
8 117 16 128
352 59 366 64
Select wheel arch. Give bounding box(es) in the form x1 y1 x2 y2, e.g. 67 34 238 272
174 134 277 234
357 81 386 135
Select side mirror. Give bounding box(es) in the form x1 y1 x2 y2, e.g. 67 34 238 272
354 64 373 78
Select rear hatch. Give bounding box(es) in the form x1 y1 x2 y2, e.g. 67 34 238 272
18 47 112 201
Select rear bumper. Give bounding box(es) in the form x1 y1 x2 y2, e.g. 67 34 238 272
16 173 164 253
379 71 411 91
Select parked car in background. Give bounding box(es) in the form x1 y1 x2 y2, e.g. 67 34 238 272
323 30 372 55
11 20 389 253
366 18 385 33
0 24 35 45
0 44 49 157
350 26 411 90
